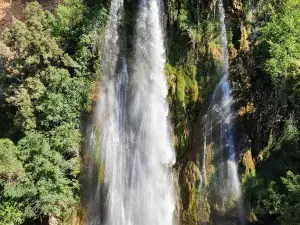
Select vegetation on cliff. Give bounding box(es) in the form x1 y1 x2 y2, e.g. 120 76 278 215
0 1 106 224
231 0 300 224
1 0 300 224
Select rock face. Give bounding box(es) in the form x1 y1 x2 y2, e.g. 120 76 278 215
0 0 264 224
171 0 256 223
178 161 202 225
0 0 24 31
0 0 61 31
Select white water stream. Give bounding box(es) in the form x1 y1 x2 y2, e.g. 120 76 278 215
201 0 245 224
87 0 175 224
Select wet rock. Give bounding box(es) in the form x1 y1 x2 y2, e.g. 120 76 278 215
178 161 201 225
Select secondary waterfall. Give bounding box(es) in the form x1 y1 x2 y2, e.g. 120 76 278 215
86 0 175 224
201 0 245 224
85 0 126 224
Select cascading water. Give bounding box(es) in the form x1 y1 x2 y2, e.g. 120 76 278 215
126 0 175 224
84 0 125 224
201 0 245 224
86 0 175 224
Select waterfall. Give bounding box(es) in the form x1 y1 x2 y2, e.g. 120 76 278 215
86 0 175 224
201 0 245 224
127 0 175 224
85 0 125 224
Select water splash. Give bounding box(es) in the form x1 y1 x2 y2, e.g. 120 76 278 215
86 0 175 224
201 0 245 224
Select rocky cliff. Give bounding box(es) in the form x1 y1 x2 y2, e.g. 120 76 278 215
0 0 61 31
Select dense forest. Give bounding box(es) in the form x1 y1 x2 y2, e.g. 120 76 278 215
0 0 300 225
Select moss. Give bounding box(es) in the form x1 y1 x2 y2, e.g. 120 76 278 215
262 130 274 161
185 75 199 103
204 143 216 185
93 127 102 164
239 102 255 116
62 205 86 225
98 162 105 184
164 5 227 223
198 187 211 223
176 70 186 103
188 26 202 44
186 186 200 223
199 74 219 103
180 161 202 225
248 211 258 222
91 126 105 184
209 41 222 60
192 82 199 102
243 149 256 176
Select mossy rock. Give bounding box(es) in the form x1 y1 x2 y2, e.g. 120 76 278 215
242 149 255 176
179 161 202 225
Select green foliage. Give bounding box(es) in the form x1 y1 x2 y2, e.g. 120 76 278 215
0 139 25 224
176 70 186 103
280 171 300 225
258 181 282 214
0 202 24 225
260 0 300 79
15 132 77 219
54 0 85 35
280 119 300 157
164 1 221 164
262 130 274 161
48 123 81 156
246 4 300 222
0 139 23 179
0 0 107 223
0 131 80 223
2 4 61 76
48 124 82 178
6 87 37 132
36 67 86 130
165 61 201 156
243 117 300 223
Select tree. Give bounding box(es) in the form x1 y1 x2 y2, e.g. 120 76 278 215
0 0 108 223
14 132 77 220
279 171 300 225
260 0 300 79
0 139 25 225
